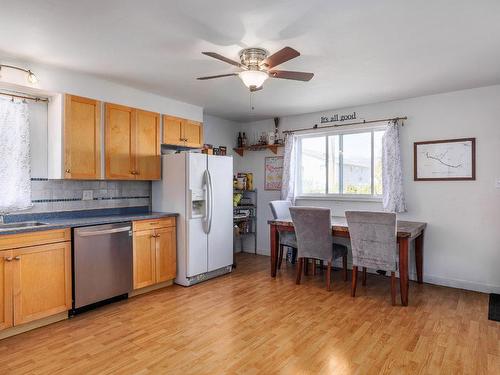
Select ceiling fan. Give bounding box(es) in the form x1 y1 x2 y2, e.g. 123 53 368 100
197 47 314 92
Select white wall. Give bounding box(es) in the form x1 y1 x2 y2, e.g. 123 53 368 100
202 114 240 158
237 85 500 294
0 57 202 121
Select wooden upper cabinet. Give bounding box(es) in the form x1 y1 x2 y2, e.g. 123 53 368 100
0 252 13 331
12 242 71 326
162 115 183 146
162 115 204 148
64 95 101 179
105 103 136 179
183 120 203 148
135 110 160 180
105 103 160 180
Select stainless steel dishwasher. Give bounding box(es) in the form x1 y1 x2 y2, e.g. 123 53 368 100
73 222 133 312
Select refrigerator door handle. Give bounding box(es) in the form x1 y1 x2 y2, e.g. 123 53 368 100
207 169 214 234
202 170 210 234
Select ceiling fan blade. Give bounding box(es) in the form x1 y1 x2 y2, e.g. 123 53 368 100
197 73 238 80
202 52 244 68
262 47 300 68
269 70 314 81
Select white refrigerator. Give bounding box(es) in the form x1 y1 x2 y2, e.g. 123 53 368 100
152 153 233 286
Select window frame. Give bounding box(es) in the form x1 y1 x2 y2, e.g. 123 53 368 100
295 125 385 201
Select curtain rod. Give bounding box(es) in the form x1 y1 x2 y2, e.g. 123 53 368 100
282 116 407 134
0 91 49 103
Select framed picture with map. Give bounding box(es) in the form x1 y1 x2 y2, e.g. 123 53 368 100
414 138 476 181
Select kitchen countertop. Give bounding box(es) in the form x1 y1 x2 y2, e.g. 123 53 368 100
0 206 178 236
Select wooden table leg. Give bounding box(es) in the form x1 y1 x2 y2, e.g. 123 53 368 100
415 232 424 284
270 224 279 277
399 237 409 306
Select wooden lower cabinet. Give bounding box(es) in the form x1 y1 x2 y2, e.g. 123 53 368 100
133 229 157 289
133 219 176 290
12 242 71 325
155 226 176 283
0 230 71 335
0 252 13 331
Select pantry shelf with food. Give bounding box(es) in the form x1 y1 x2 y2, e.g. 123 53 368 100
233 172 257 254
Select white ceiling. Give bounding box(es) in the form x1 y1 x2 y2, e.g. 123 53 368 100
1 0 500 121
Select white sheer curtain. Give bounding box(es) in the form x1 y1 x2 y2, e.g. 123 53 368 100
281 134 298 203
382 121 406 213
0 98 32 212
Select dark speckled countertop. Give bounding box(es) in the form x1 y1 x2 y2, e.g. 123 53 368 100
0 206 178 236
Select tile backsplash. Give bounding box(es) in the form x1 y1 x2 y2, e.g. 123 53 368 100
25 179 151 213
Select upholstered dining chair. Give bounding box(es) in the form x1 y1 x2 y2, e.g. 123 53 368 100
289 207 348 291
269 200 297 268
345 211 398 305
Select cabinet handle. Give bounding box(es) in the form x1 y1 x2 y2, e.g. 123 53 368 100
4 257 13 262
65 169 71 173
14 256 20 261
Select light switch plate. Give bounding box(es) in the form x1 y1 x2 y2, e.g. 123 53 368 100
82 190 93 201
496 178 500 189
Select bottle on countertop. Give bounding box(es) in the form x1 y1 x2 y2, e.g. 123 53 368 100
242 132 248 147
237 132 242 148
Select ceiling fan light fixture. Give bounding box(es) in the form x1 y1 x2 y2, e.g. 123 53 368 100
238 70 268 90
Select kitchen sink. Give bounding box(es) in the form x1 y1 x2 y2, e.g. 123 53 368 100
0 221 49 231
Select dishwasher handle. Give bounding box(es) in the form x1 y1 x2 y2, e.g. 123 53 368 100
77 226 132 237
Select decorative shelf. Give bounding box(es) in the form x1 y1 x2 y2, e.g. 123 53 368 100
233 144 283 157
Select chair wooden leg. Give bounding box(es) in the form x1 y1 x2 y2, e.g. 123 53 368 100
296 258 303 285
304 258 309 275
342 255 348 281
326 261 332 291
351 266 358 297
391 272 396 306
278 245 284 269
362 267 367 286
312 259 317 276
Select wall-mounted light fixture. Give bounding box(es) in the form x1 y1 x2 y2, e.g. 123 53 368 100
0 64 38 84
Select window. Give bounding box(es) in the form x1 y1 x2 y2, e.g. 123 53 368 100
297 129 384 197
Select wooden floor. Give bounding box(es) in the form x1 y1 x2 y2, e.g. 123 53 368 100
0 253 498 375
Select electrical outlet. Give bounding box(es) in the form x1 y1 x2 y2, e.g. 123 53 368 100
82 190 93 201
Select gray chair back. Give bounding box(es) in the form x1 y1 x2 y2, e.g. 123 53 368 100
345 211 397 272
269 200 292 220
289 207 332 261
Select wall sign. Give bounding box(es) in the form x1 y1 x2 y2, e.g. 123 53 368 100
320 111 357 124
414 138 476 181
264 156 283 190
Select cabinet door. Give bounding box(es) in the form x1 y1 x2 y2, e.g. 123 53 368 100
155 226 176 283
105 103 136 179
0 251 13 331
183 120 203 148
64 94 101 179
162 115 183 146
135 109 160 180
12 243 71 326
133 229 156 289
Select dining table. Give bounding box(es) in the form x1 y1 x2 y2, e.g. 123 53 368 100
268 217 427 306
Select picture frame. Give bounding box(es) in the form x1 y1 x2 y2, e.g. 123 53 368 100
414 138 476 181
264 156 284 190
